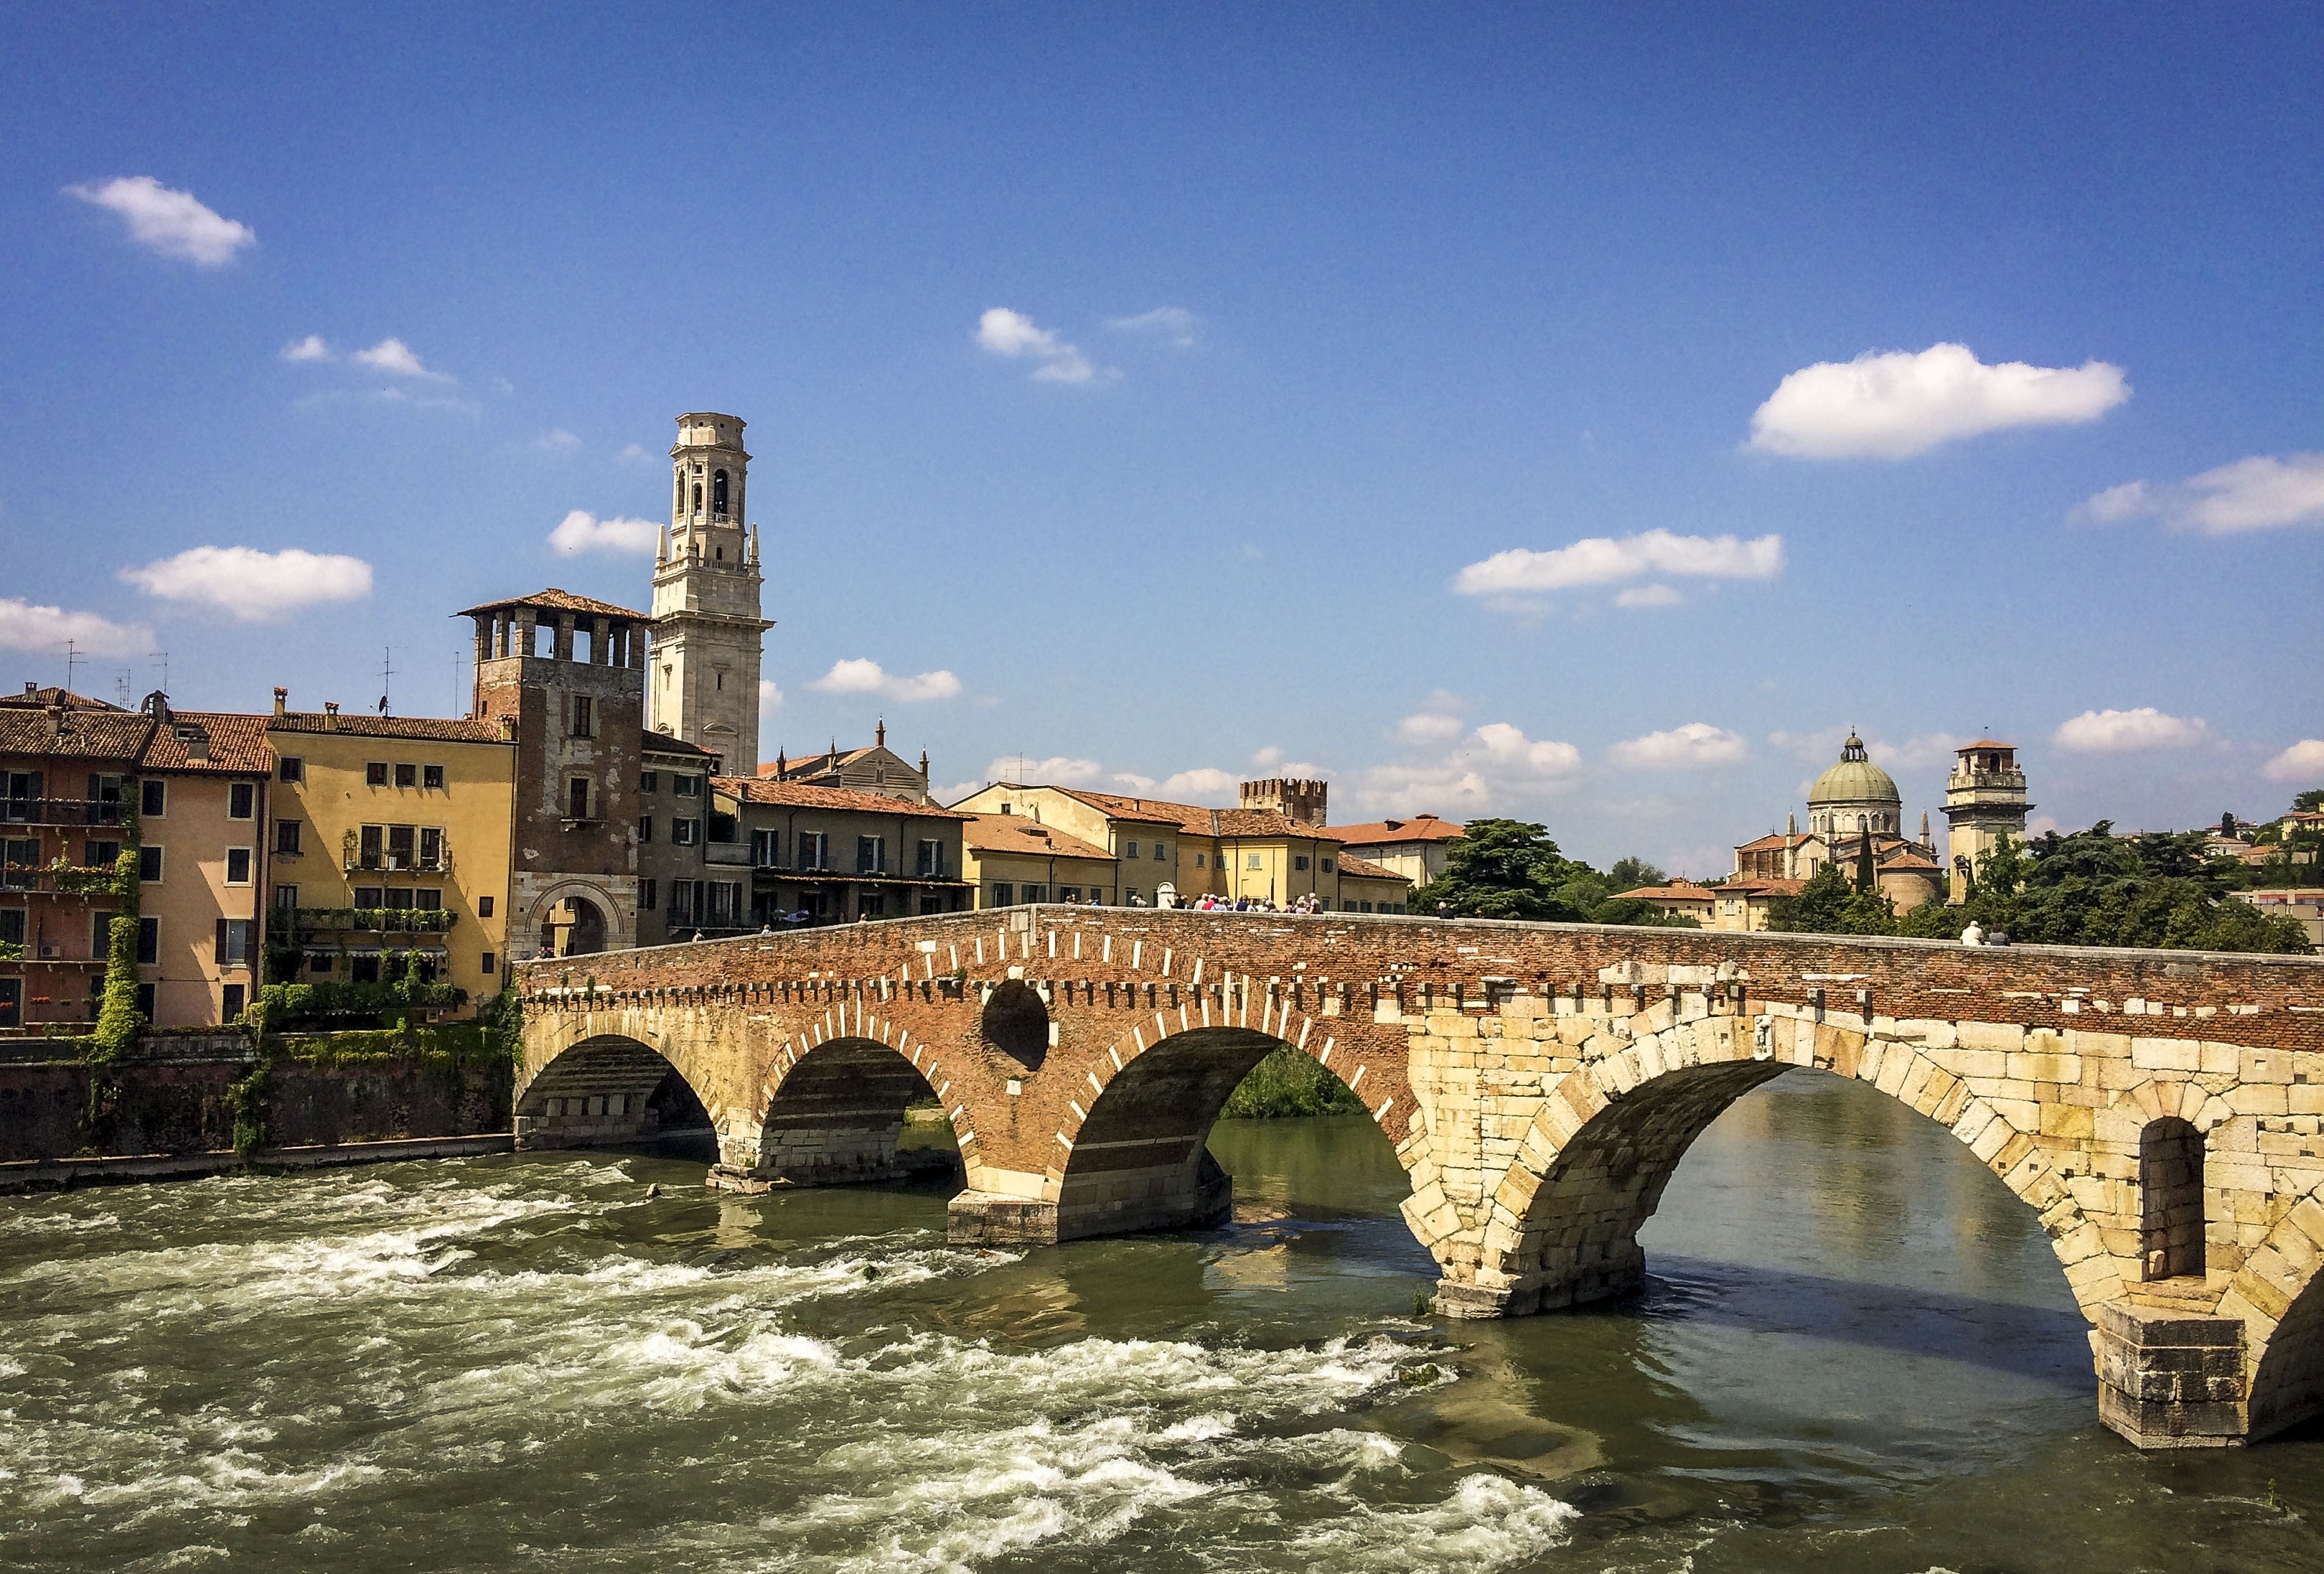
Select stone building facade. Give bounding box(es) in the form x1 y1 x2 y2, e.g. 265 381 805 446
649 413 772 775
1943 738 2033 899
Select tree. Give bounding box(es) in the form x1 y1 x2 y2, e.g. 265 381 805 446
2295 790 2324 814
1771 863 1854 934
92 843 145 1058
1945 825 2310 954
1605 856 1666 891
1410 819 1598 922
1852 834 1875 893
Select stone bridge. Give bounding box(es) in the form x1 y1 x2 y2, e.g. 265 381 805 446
510 905 2324 1450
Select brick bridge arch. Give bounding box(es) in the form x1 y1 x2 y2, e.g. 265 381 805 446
513 906 2324 1448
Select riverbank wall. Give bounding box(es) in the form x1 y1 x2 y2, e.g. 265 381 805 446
0 1031 513 1186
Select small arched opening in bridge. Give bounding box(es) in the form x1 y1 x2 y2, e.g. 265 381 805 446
544 894 608 957
980 980 1049 1073
2138 1116 2206 1280
517 1032 713 1152
1049 1026 1397 1242
744 1036 959 1190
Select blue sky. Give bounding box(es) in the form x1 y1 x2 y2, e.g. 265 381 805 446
4 5 2320 874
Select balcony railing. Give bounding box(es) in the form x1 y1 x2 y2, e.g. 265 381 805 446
289 907 459 935
1 799 129 828
0 863 127 896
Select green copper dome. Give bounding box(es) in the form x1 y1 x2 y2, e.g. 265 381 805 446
1808 732 1901 808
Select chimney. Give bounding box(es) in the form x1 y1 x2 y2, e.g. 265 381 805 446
323 702 339 732
497 714 516 741
46 703 65 740
187 728 210 762
273 687 288 718
22 681 34 696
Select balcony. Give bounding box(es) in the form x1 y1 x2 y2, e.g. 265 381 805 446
0 863 126 897
0 798 129 828
289 907 460 936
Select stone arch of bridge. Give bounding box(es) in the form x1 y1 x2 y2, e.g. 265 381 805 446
2232 1201 2324 1441
1458 1014 2122 1324
739 1033 960 1189
1040 1022 1402 1243
516 1023 719 1151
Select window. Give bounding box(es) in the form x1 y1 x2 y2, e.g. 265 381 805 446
278 756 303 784
1294 856 1309 871
93 910 116 953
708 812 737 843
1321 858 1334 873
139 845 164 882
276 820 302 856
216 919 252 968
387 825 415 868
222 983 246 1021
0 909 24 946
354 886 383 908
225 848 253 885
571 696 594 738
136 983 155 1019
1195 853 1206 869
85 840 119 868
751 829 780 866
393 764 417 790
1125 840 1139 858
137 916 160 965
675 774 702 797
2 839 36 891
384 888 414 912
141 779 167 816
417 889 443 912
990 882 1013 907
1247 853 1262 869
1154 843 1168 861
351 955 381 984
422 764 444 790
568 778 592 820
273 885 299 911
419 828 442 868
366 762 389 787
667 881 700 924
309 952 333 974
857 835 886 874
226 782 255 820
673 818 701 845
482 952 497 974
477 895 493 917
708 881 741 925
0 978 17 1030
800 832 828 869
1021 884 1047 903
916 838 943 876
641 771 662 794
858 890 883 917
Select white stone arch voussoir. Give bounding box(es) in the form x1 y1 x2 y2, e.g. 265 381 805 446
759 1016 993 1185
518 1006 734 1135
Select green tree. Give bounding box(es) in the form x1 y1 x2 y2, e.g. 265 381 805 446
1771 863 1854 934
1410 819 1597 921
1852 835 1875 893
2294 790 2324 814
1605 856 1666 891
91 843 144 1059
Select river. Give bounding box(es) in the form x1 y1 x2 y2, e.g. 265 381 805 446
4 1069 2322 1572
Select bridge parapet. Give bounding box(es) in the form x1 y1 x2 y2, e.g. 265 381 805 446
512 907 2324 1448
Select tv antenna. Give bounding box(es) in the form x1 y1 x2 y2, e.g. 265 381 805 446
63 640 82 695
378 646 395 716
149 650 170 695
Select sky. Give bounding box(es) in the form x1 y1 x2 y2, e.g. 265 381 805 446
4 5 2320 876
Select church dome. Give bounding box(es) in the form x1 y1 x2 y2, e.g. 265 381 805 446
1807 732 1903 838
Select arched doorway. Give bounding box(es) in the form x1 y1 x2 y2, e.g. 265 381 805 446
553 895 606 957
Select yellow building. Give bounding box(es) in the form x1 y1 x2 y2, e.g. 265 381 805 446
958 812 1118 907
263 695 515 1010
134 706 276 1026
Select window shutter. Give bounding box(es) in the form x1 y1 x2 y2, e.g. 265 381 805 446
217 918 228 962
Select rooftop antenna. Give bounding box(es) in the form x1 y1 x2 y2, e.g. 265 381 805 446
148 650 170 695
378 646 395 716
64 639 82 695
113 667 133 707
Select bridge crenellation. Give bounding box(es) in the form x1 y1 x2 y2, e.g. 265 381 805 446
513 904 2324 1451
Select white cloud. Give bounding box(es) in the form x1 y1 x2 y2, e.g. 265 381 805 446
1107 306 1199 347
1159 767 1240 803
809 658 963 703
118 545 372 622
1248 745 1321 776
534 429 582 453
759 679 783 713
65 176 254 266
2262 740 2324 784
279 334 332 362
1351 721 1583 815
0 598 153 656
1609 723 1748 769
986 755 1105 787
618 443 651 464
1613 583 1683 609
1747 342 2129 460
1397 711 1464 744
1454 529 1784 599
2051 707 2211 754
1771 726 1969 770
548 510 660 556
2071 454 2324 535
975 307 1109 385
352 337 448 380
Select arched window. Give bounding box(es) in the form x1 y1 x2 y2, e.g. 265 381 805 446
712 469 728 515
2140 1117 2206 1279
692 482 703 513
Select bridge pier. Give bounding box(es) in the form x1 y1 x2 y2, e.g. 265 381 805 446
946 1153 1234 1245
2096 1302 2250 1448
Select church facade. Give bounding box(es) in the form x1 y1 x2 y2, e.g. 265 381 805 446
1731 732 1946 914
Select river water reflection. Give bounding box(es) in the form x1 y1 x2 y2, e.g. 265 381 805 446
5 1070 2323 1571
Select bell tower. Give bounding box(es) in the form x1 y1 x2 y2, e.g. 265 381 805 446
649 412 774 773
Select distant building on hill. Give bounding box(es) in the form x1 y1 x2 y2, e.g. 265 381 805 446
1329 814 1467 889
762 721 931 805
1730 732 1946 914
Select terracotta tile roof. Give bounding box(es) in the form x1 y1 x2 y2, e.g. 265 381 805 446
137 712 274 774
1878 845 1943 873
0 685 123 711
1734 831 1818 853
1057 789 1343 841
1329 815 1466 846
959 812 1114 861
1613 880 1718 904
1334 851 1407 881
0 708 154 761
454 586 649 621
717 776 970 818
266 711 509 742
1043 787 1188 828
1956 739 2016 752
1715 877 1807 897
642 731 718 759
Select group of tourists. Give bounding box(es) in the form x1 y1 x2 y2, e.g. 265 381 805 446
1177 891 1328 914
